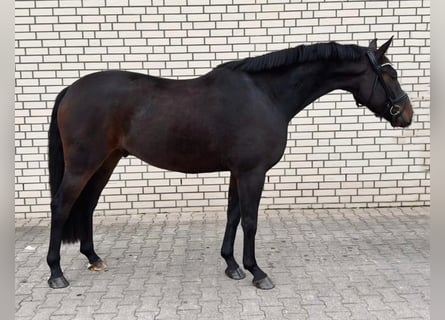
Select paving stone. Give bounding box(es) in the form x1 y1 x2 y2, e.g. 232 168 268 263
198 300 221 319
260 306 287 320
15 207 430 319
219 307 241 320
112 305 139 319
135 311 159 319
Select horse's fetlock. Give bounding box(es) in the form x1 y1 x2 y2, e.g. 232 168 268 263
243 260 257 272
221 248 233 260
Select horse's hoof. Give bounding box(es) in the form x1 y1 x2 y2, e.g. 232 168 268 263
88 259 108 272
225 267 246 280
253 276 275 290
48 275 69 289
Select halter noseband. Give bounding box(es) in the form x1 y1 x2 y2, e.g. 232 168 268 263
356 51 408 118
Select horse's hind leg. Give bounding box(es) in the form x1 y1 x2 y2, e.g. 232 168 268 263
47 146 114 289
47 169 97 289
76 151 121 271
221 174 246 280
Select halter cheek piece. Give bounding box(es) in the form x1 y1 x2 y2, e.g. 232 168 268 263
356 51 408 119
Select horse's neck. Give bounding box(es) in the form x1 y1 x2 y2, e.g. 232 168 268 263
254 61 361 122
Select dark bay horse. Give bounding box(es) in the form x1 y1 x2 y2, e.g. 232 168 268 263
47 38 413 289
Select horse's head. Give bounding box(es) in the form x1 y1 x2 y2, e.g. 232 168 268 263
353 37 413 128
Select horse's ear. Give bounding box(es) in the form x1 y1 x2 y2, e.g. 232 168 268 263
369 39 378 51
376 36 394 59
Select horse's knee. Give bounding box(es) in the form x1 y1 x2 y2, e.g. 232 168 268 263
227 214 241 227
241 217 257 235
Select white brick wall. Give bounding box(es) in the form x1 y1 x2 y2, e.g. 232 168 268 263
15 0 430 219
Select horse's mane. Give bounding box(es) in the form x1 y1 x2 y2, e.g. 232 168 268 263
217 42 365 72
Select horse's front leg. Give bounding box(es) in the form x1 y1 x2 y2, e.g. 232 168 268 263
221 174 246 280
237 169 275 290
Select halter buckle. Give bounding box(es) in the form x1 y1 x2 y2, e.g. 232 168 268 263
389 104 401 116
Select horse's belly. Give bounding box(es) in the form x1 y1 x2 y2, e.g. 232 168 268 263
124 138 227 174
136 153 226 174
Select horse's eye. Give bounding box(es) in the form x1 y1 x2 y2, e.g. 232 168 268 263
382 66 398 80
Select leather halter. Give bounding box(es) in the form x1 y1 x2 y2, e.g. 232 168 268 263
356 51 408 118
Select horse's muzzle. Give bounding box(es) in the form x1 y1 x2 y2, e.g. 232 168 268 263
390 99 413 128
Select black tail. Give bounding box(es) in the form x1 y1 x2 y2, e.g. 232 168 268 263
48 87 81 244
48 86 94 244
48 87 69 198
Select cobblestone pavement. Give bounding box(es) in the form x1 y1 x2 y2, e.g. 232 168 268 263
15 207 429 320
